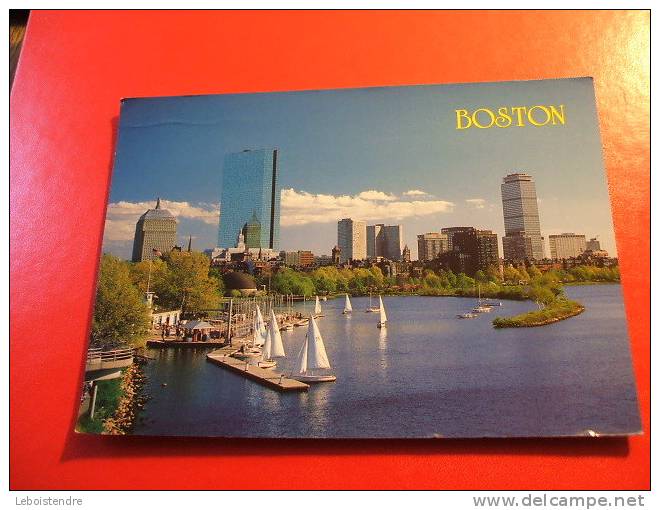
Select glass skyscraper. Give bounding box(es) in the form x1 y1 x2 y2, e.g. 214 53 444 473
217 149 281 250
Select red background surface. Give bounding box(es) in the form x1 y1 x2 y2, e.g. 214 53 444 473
10 10 650 490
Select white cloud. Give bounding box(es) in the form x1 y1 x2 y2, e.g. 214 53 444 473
465 198 486 209
402 189 429 197
104 200 219 242
356 190 397 201
281 188 454 226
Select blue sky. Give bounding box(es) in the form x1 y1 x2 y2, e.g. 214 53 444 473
104 77 617 259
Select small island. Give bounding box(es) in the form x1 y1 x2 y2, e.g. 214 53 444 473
492 299 585 328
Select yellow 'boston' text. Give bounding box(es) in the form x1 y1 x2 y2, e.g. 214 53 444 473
455 105 566 130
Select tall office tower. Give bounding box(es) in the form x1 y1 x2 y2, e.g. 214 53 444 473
217 149 281 250
500 173 545 261
131 198 178 262
549 233 587 259
337 218 367 262
367 224 404 260
586 237 601 251
417 232 450 261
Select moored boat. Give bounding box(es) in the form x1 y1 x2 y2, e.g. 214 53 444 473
258 309 286 369
365 293 380 313
293 315 336 383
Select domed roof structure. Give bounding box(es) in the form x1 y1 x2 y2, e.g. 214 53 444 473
140 197 176 221
223 271 257 291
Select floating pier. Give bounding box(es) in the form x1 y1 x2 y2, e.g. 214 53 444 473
206 348 309 392
146 339 226 348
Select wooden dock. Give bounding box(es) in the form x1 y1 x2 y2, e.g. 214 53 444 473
146 339 226 348
206 348 309 392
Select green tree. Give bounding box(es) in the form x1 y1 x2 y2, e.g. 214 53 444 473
503 266 522 283
527 265 542 279
528 284 557 309
92 255 151 349
474 270 488 284
129 258 168 293
208 267 226 296
156 251 221 315
486 265 502 283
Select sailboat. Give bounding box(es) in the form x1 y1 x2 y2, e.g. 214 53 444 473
293 315 336 383
258 310 286 369
313 295 323 317
281 294 295 331
376 296 387 328
235 313 264 359
472 284 492 313
342 293 353 314
254 305 267 343
365 293 380 313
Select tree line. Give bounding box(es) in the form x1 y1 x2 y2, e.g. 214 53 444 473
91 251 619 349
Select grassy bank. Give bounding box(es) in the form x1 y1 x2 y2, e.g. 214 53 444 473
76 376 124 433
103 362 148 435
76 362 147 435
492 299 585 328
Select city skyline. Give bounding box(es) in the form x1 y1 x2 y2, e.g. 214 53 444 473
103 78 617 260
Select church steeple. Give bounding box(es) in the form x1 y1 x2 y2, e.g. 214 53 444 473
155 197 161 209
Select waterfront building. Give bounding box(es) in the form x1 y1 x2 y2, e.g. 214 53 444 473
367 224 404 260
445 227 500 275
217 149 281 250
586 237 601 251
210 231 278 264
441 226 473 252
338 218 367 262
549 233 587 259
435 250 472 275
315 254 334 266
500 173 544 261
402 245 411 263
131 198 178 262
417 232 450 261
281 250 315 267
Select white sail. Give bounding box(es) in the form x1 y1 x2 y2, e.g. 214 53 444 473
306 315 331 369
294 333 308 374
269 309 286 358
252 313 265 347
379 296 387 323
314 296 322 315
344 294 352 312
261 328 272 360
255 305 267 337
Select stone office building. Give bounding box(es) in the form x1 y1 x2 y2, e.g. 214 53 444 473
131 198 178 262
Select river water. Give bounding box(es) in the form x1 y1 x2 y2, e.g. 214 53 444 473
133 284 640 438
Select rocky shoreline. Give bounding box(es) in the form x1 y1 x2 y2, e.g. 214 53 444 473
103 360 148 435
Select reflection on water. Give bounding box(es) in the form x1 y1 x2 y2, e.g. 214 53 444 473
133 285 641 438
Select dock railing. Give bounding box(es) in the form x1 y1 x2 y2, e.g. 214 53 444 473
85 347 134 371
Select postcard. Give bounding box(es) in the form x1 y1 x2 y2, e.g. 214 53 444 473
77 78 641 438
